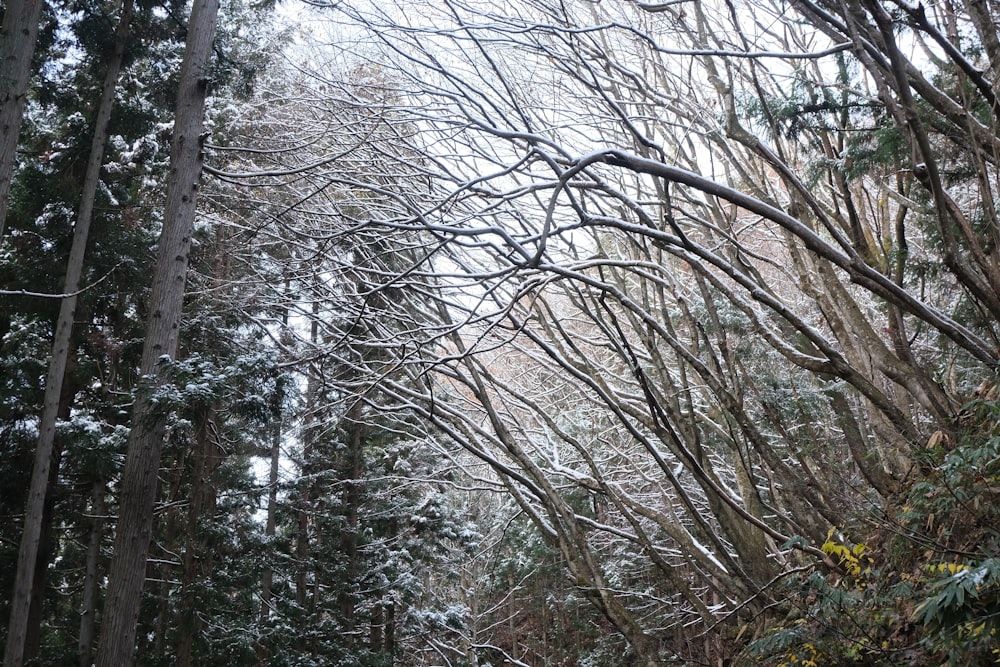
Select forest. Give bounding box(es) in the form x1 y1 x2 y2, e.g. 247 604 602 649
2 0 1000 665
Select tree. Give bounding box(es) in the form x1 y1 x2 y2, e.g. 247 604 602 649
0 1 188 661
0 0 45 238
2 4 135 664
95 0 220 663
197 46 494 664
314 0 1000 662
4 0 1000 663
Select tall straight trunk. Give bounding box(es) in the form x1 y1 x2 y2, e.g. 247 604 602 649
259 414 281 624
381 517 397 661
176 410 221 667
151 501 183 656
369 603 384 654
21 447 59 663
2 4 134 664
23 349 78 663
77 480 107 667
175 199 233 667
384 597 395 659
259 286 287 655
294 480 310 612
340 403 363 639
0 0 44 239
95 1 219 664
295 299 320 645
294 481 310 612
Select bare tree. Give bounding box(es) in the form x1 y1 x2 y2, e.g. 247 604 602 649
293 0 1000 661
176 0 1000 659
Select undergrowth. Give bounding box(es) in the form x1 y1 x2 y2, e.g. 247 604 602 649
738 385 1000 666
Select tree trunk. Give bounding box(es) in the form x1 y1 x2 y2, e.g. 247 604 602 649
260 285 288 628
94 1 219 663
176 410 221 667
3 4 133 663
340 402 363 639
369 603 383 654
0 0 44 239
384 597 395 659
22 448 60 664
259 412 281 624
77 480 107 667
151 500 183 657
384 515 398 662
295 299 320 652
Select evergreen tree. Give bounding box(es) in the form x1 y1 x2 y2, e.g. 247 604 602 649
0 1 182 662
3 3 135 663
95 0 220 662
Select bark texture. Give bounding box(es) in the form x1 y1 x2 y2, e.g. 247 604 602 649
0 0 44 239
94 1 219 664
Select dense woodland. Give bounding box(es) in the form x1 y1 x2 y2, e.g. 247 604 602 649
2 0 1000 665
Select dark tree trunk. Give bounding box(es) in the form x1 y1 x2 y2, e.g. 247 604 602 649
258 289 287 662
16 348 77 665
94 1 219 663
176 410 221 667
339 402 364 638
295 300 320 654
369 603 383 653
77 480 107 667
260 412 281 624
384 597 395 659
152 499 183 657
22 447 59 663
0 0 44 239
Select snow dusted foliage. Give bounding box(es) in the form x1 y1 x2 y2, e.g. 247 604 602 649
0 315 50 606
0 1 291 664
5 0 1000 663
